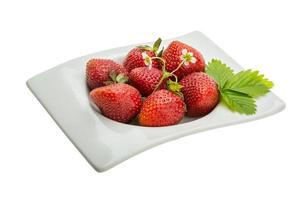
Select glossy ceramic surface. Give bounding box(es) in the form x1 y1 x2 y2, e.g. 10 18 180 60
27 31 285 172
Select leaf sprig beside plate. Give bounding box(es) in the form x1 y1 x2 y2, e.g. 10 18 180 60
206 59 274 114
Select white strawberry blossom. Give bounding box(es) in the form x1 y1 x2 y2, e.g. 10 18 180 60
142 52 152 69
180 49 197 66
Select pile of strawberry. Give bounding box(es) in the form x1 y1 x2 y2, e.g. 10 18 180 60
86 38 273 127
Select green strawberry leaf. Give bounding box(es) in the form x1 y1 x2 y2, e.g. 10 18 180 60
206 59 234 89
206 58 274 115
137 37 163 53
153 38 162 53
221 89 256 115
225 69 274 97
136 45 153 51
157 46 164 57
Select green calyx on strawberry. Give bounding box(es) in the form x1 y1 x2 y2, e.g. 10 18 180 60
150 57 185 99
123 38 164 72
103 70 129 85
166 79 184 99
86 58 128 90
136 37 164 56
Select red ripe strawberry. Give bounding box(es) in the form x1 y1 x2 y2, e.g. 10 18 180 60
179 72 219 117
138 89 185 127
129 67 164 97
162 41 205 80
86 58 128 90
90 83 142 123
123 38 163 72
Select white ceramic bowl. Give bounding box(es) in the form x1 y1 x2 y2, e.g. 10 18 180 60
27 31 285 172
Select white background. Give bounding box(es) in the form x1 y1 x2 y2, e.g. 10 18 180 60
1 0 306 199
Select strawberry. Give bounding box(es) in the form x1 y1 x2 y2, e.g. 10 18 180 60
138 89 185 127
179 72 219 117
162 41 205 80
90 83 142 123
123 38 163 72
86 58 128 90
129 67 164 97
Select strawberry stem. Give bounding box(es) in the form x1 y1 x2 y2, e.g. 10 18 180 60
151 57 169 92
153 72 172 92
171 60 185 75
151 56 165 68
151 57 184 96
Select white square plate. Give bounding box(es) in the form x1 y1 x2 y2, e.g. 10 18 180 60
27 31 285 172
